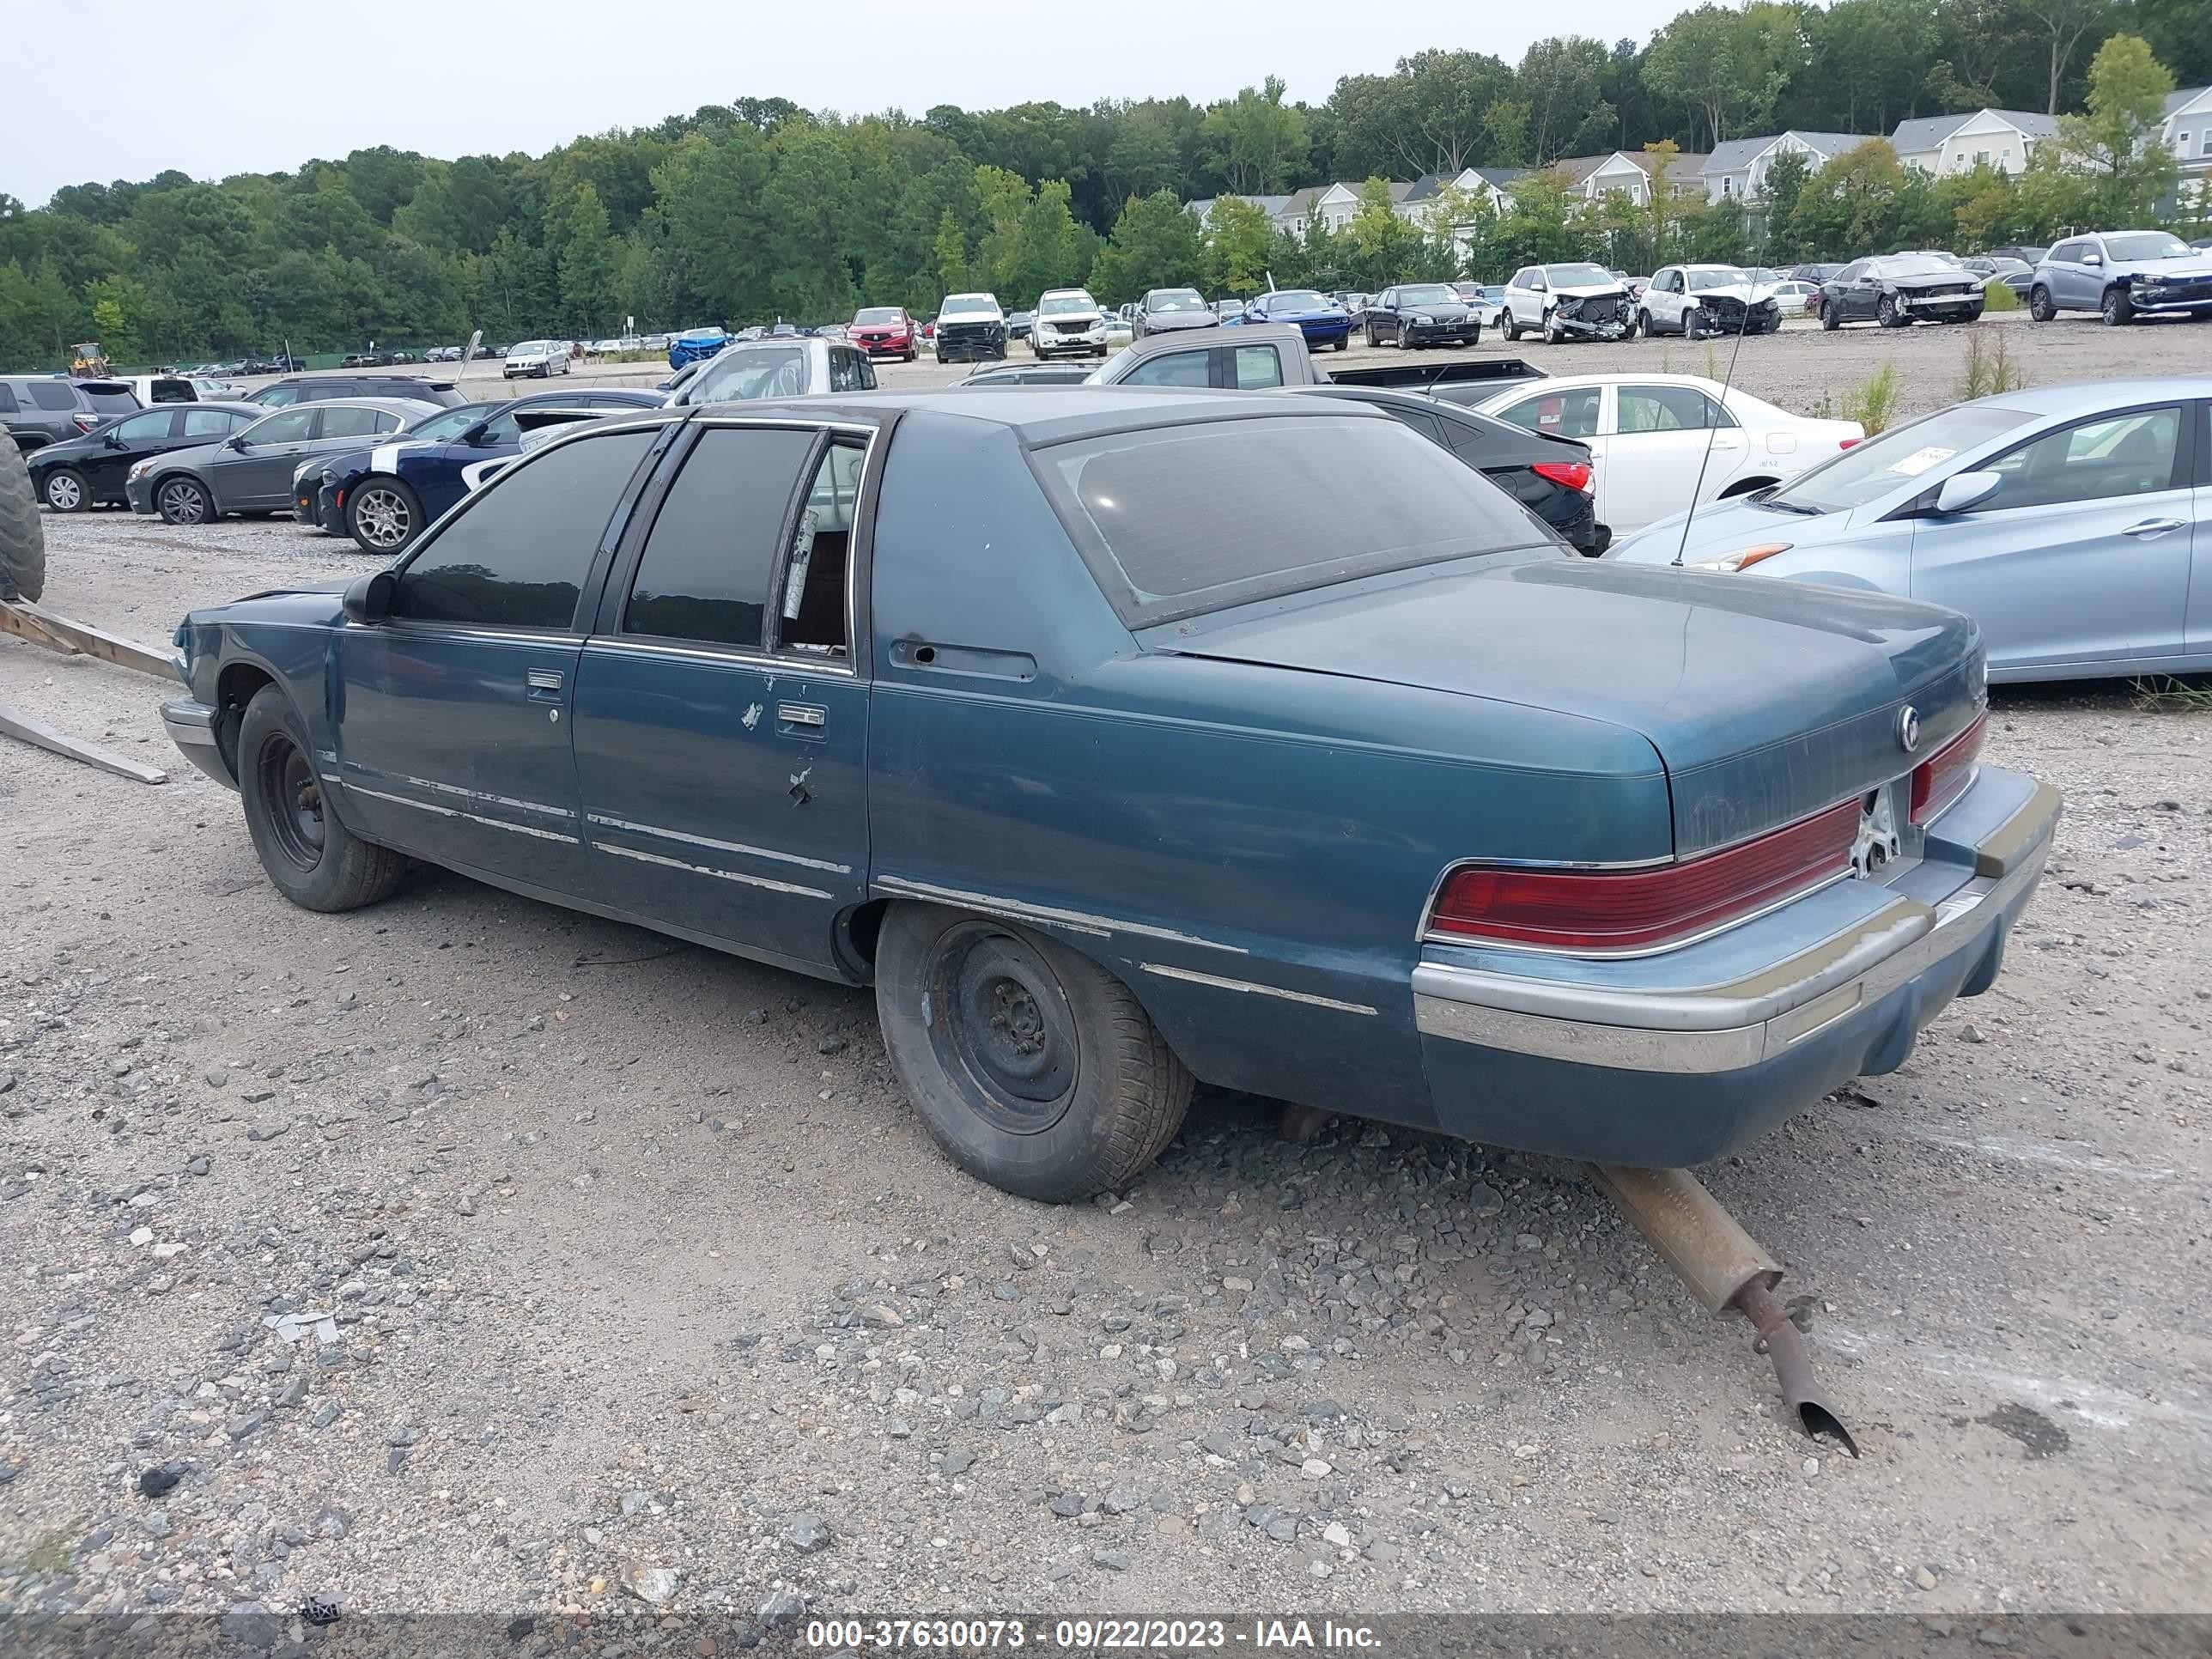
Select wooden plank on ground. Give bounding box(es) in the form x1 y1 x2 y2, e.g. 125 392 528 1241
2 599 178 681
0 599 83 657
0 702 168 784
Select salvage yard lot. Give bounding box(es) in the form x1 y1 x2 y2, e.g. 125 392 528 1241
0 318 2207 1630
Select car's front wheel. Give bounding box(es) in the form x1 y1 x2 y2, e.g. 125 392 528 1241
1683 308 1705 341
1876 295 1904 327
237 685 407 913
874 902 1193 1203
41 466 89 513
2027 285 2056 320
347 477 423 556
1500 308 1520 342
1820 301 1841 331
2101 286 2134 326
155 475 212 526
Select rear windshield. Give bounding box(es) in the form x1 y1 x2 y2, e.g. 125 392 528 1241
1037 414 1547 624
1767 404 2034 514
80 386 139 413
684 345 806 404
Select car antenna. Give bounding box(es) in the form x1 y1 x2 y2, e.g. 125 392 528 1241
1672 286 1754 568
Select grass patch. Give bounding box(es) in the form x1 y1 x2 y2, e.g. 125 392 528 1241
1841 362 1901 434
1981 279 2021 313
1959 331 2029 401
2131 676 2212 712
1702 340 1722 381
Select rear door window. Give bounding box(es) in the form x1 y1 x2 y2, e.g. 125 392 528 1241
111 410 179 441
29 381 82 410
1232 345 1283 389
1494 387 1601 441
623 426 818 648
182 408 242 437
398 428 655 629
1616 386 1735 432
1039 413 1543 624
318 404 391 440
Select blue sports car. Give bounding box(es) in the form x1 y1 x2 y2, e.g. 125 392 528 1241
667 327 732 369
301 390 664 555
1242 289 1352 350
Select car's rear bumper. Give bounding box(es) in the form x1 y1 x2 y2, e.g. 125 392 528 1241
1413 764 2058 1166
161 698 236 789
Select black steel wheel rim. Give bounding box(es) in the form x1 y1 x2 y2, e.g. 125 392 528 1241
926 925 1079 1135
159 479 205 523
256 732 325 870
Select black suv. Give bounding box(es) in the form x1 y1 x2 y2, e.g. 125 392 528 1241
2 376 140 453
248 374 466 409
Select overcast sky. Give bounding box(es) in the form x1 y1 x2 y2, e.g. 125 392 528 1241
9 0 1665 207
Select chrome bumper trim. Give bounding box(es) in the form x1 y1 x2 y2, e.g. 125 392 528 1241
1413 780 2059 1075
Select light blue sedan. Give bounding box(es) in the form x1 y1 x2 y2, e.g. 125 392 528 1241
1607 378 2209 682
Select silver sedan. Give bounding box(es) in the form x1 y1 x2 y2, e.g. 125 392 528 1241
1607 377 2209 682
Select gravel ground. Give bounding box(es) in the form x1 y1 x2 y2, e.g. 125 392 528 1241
2 326 2209 1638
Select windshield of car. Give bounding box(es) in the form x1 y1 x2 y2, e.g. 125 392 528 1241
1872 256 1956 277
1686 269 1748 291
508 341 550 355
1542 264 1616 287
940 295 1001 319
409 406 488 443
1766 404 2036 514
1039 413 1553 625
1398 285 1456 306
1039 293 1098 315
2104 232 2191 261
1264 290 1328 311
853 307 902 325
1146 289 1206 311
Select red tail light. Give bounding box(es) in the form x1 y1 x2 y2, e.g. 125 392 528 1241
74 414 99 432
1530 460 1593 493
1910 712 1986 824
1428 798 1861 953
1838 437 1861 449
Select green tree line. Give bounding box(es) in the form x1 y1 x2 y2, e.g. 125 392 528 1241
0 0 2204 368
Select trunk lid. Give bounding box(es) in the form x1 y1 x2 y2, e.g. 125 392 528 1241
1158 556 1984 855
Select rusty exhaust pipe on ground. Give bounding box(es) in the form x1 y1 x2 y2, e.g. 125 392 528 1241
1588 1164 1859 1457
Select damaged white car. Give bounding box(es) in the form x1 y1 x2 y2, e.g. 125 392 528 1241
1637 264 1786 337
1499 263 1635 343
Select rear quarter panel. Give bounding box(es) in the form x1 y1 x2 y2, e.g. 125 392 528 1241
866 411 1671 1127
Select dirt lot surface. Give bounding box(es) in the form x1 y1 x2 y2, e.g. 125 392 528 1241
2 319 2208 1640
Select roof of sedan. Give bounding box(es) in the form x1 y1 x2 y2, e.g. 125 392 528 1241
1963 376 2212 415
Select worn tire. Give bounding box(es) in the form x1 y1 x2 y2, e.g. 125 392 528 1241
1333 332 1348 350
1820 301 1840 331
41 465 91 514
0 436 45 601
237 685 407 913
2100 286 2133 326
1876 294 1903 328
875 902 1193 1203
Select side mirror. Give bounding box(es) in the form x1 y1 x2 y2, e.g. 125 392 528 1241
1934 470 2002 514
341 569 397 625
227 434 249 450
104 431 125 448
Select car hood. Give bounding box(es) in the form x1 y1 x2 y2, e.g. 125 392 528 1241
1401 301 1472 319
1605 493 1870 566
1689 282 1774 305
1162 555 1981 854
1551 281 1627 300
1885 270 1981 292
1143 310 1219 330
189 581 351 631
2124 254 2212 278
939 313 1004 328
1264 307 1346 323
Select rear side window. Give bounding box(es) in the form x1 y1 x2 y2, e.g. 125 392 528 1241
1233 346 1282 389
149 379 195 403
182 408 240 436
111 411 178 441
319 405 392 439
623 426 817 648
1039 413 1545 624
30 381 82 410
1122 350 1211 388
0 385 17 413
1495 387 1601 441
398 428 655 629
257 385 302 407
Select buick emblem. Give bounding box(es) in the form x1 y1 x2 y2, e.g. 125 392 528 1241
1897 705 1922 753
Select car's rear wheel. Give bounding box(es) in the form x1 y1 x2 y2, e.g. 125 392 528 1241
348 477 423 556
237 685 407 913
155 475 212 526
875 902 1192 1204
41 466 89 513
2100 286 2134 326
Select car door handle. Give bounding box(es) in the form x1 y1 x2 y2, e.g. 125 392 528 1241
526 669 563 690
2120 518 2186 538
776 702 826 727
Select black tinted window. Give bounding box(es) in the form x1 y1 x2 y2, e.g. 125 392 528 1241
0 385 16 412
624 427 817 647
30 381 82 410
398 429 653 629
1042 414 1545 623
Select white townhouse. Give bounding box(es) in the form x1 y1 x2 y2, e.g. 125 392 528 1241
1889 109 2057 175
1698 131 1875 203
2163 86 2212 193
